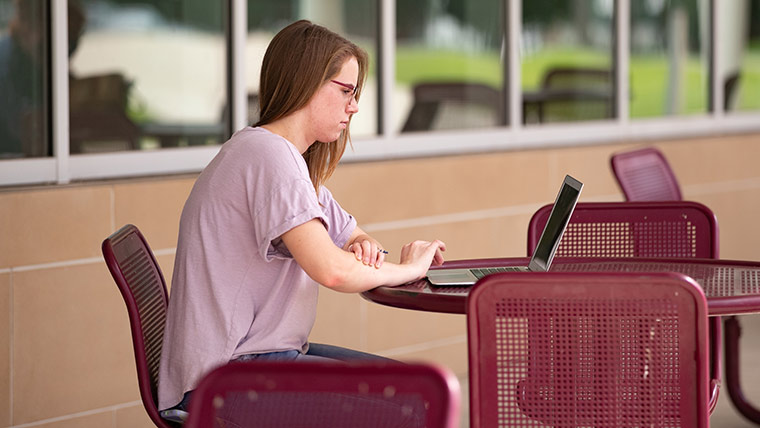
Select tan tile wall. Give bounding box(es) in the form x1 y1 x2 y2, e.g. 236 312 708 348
1 132 759 426
0 187 112 268
1 273 9 428
12 263 137 423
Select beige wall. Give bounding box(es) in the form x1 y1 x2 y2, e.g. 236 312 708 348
1 133 759 427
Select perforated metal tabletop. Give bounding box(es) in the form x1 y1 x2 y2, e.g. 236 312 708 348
361 257 760 316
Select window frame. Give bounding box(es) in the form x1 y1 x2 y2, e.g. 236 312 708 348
1 0 758 187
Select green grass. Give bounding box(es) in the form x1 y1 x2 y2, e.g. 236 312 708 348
395 47 503 87
520 48 611 89
628 54 708 117
395 45 760 116
736 51 760 111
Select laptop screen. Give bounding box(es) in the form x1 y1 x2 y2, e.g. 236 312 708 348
528 175 583 272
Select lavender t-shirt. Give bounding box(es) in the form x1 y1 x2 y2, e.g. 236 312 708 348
157 127 356 410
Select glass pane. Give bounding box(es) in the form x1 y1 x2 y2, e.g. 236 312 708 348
69 0 227 154
247 0 378 138
0 0 51 158
630 0 710 119
724 0 760 112
396 0 504 133
522 0 614 125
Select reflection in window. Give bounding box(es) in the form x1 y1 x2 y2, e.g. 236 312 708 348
630 0 709 118
396 0 504 133
68 0 227 154
522 0 614 125
246 0 378 138
0 0 50 158
725 0 760 112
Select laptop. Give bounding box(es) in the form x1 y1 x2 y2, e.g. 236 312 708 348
426 174 583 286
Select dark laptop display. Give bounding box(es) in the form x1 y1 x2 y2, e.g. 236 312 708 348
426 175 583 286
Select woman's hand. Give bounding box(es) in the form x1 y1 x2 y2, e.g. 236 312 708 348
399 240 447 280
348 234 386 268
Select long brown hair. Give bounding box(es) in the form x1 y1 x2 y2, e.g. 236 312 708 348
254 20 369 194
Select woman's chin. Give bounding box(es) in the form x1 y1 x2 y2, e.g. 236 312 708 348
316 133 343 144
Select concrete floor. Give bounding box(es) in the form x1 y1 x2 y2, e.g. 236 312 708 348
710 314 760 427
457 313 760 427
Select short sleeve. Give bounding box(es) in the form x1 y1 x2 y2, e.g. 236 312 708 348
318 186 356 249
254 178 326 261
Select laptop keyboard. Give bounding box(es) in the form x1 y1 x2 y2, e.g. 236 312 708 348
471 266 524 279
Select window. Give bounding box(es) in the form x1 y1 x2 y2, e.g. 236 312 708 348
0 0 51 158
522 0 615 124
395 0 505 133
630 0 710 118
69 0 228 154
727 0 760 112
1 0 760 187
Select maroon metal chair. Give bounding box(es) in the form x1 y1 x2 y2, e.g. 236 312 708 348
527 201 718 259
467 271 710 428
610 147 758 421
610 146 682 201
102 224 180 428
183 360 461 428
527 201 721 412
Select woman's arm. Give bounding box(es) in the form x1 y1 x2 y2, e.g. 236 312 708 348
281 219 445 293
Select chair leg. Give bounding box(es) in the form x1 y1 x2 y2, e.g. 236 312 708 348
724 315 760 422
708 316 721 414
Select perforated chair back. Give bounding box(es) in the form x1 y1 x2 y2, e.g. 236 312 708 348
527 200 722 412
467 272 710 428
527 201 718 259
183 360 461 428
610 146 683 201
102 224 176 428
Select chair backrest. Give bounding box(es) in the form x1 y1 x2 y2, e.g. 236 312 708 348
527 201 719 259
724 71 740 111
610 146 683 201
401 82 503 132
102 224 176 428
467 271 710 428
532 66 613 123
542 66 612 91
69 73 141 153
183 360 461 428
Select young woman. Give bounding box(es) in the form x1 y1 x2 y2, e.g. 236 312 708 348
157 20 446 416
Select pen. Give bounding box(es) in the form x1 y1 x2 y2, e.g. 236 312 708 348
379 249 389 254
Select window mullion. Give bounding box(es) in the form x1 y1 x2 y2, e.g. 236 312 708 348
379 0 395 138
616 0 630 123
507 0 521 129
230 0 247 133
51 0 70 184
712 0 723 117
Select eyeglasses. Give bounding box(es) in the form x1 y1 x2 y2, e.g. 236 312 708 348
331 80 358 98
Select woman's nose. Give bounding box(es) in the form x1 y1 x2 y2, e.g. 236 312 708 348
347 97 359 114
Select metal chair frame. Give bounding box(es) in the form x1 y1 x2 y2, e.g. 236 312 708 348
102 224 178 428
183 360 461 428
610 146 682 201
610 147 758 419
467 271 710 428
527 200 721 412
